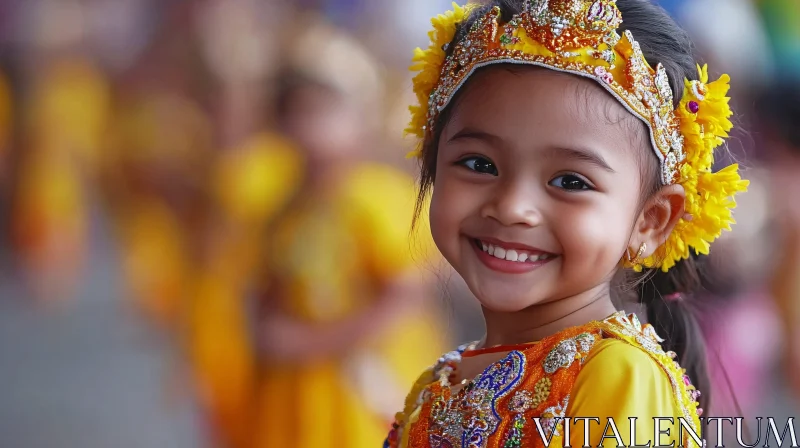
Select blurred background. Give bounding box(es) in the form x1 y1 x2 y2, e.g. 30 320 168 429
0 0 798 447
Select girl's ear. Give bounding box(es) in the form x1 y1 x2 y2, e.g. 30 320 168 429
629 184 686 258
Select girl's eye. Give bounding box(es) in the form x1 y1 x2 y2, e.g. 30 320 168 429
549 174 592 191
458 156 498 176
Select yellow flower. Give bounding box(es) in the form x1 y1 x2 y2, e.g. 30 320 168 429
636 66 749 272
406 3 474 142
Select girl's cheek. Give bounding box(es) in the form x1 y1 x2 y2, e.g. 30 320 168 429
430 179 467 248
429 190 451 248
556 204 624 250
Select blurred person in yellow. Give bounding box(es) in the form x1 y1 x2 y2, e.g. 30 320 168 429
192 132 302 448
254 17 447 448
0 71 11 181
99 12 256 445
104 79 261 448
102 91 214 328
11 57 110 304
198 0 302 297
192 2 305 445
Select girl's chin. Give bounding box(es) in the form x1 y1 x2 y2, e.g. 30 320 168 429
460 272 550 311
471 291 544 314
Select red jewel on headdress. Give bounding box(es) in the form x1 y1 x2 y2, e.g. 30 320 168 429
687 101 700 114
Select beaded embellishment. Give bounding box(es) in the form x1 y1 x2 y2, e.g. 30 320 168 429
538 395 570 439
503 390 534 447
434 342 479 386
542 333 596 374
429 351 526 448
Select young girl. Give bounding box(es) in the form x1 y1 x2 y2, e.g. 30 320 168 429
386 0 749 447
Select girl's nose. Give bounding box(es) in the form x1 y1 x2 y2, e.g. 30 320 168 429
480 180 543 228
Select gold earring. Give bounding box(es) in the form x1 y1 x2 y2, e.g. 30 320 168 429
627 242 647 272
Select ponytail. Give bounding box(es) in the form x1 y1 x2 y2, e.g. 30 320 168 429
638 255 711 412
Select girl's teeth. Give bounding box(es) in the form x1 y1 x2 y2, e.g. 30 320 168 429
479 240 552 264
505 250 518 262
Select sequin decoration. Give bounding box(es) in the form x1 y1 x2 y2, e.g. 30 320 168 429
543 333 596 374
428 351 526 448
689 80 707 101
537 395 570 439
532 377 552 408
503 391 533 447
606 313 665 354
434 342 479 387
521 0 621 51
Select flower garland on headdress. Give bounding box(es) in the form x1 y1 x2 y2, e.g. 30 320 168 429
405 1 749 272
405 3 476 146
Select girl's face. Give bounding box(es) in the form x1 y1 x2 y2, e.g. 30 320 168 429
430 67 649 312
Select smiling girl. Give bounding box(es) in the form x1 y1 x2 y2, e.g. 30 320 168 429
385 0 749 447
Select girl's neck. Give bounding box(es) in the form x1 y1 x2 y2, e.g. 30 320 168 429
480 283 617 348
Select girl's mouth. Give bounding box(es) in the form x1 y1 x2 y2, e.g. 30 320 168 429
470 238 558 273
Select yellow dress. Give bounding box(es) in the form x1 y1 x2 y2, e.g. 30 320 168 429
104 93 260 447
0 71 10 158
117 199 189 326
103 92 212 326
256 163 445 448
12 58 110 303
185 133 302 448
388 312 703 448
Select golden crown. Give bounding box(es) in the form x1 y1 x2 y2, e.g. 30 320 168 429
407 1 749 272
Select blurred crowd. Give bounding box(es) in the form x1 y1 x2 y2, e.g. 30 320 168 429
0 0 798 447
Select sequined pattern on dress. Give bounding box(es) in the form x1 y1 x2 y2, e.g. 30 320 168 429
429 351 526 448
543 333 596 374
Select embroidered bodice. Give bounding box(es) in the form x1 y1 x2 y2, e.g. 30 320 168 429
384 312 703 448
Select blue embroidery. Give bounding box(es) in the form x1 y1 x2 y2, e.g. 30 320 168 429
428 350 526 447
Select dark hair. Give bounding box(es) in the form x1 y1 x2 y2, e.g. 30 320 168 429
411 0 711 412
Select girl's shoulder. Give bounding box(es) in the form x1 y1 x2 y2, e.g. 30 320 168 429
570 314 704 447
595 312 703 411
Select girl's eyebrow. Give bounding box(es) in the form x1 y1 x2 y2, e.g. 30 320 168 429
446 126 505 148
546 146 615 173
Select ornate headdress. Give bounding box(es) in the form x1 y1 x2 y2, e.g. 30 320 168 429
407 1 749 272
